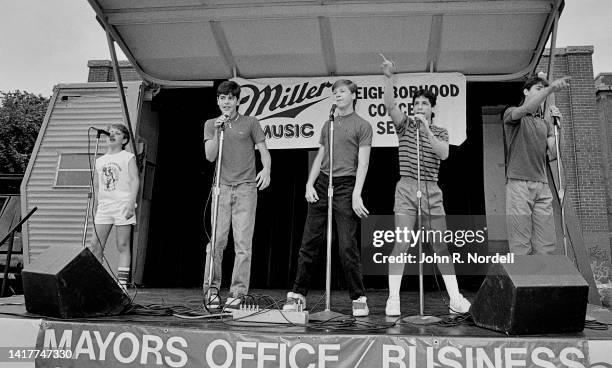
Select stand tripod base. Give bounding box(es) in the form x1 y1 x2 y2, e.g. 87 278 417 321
402 314 441 325
309 309 351 322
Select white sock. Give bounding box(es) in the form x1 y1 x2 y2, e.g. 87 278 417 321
117 267 130 286
441 274 461 300
388 275 402 299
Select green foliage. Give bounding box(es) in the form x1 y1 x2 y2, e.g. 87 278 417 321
0 90 49 173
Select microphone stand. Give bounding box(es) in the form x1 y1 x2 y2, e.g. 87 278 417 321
403 117 441 324
82 130 104 248
310 107 346 322
554 114 593 321
204 120 229 315
552 116 568 256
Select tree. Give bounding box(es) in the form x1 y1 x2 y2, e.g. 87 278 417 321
0 91 49 173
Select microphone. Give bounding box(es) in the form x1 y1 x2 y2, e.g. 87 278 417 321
549 106 562 127
329 104 337 121
406 115 419 128
217 113 230 130
91 128 110 138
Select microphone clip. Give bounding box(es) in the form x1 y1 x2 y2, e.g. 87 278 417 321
329 104 337 122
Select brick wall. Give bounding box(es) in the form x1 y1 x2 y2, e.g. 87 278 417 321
596 73 612 259
87 60 142 83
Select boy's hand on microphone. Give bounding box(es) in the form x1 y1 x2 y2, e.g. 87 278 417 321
549 106 562 118
215 113 229 128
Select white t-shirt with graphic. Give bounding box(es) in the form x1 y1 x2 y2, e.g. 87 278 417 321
96 150 135 205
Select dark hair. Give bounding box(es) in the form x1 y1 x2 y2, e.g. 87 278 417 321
518 75 549 107
412 89 437 107
523 75 549 92
332 79 358 108
108 123 130 149
217 80 241 99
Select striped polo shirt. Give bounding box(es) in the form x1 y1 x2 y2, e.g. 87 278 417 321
396 115 449 182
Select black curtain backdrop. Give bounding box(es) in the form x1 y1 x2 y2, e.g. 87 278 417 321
143 82 520 292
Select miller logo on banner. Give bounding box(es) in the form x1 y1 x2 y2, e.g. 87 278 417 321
233 74 466 149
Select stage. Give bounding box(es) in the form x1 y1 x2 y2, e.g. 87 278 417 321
1 288 612 367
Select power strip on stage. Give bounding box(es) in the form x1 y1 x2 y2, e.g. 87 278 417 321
231 306 308 324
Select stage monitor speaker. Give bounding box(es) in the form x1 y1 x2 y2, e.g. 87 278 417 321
470 255 588 335
22 245 131 318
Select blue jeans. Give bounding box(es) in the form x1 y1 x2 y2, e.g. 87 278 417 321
203 182 257 297
292 174 366 300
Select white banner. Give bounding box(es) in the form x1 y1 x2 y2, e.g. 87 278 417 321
233 73 466 149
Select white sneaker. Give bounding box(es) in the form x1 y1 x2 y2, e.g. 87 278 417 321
224 296 242 310
385 296 401 316
204 292 221 309
449 295 471 314
283 292 306 311
352 296 369 317
118 281 128 293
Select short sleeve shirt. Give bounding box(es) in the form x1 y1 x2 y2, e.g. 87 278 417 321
204 114 266 184
396 115 449 182
319 112 373 177
503 107 553 183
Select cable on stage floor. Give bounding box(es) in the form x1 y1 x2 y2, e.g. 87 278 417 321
2 301 609 334
584 319 610 331
111 290 474 332
0 302 24 306
394 312 474 327
194 292 396 332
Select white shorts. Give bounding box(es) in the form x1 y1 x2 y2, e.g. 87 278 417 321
94 201 136 226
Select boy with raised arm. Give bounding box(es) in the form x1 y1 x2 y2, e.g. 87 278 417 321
380 55 471 316
503 75 569 255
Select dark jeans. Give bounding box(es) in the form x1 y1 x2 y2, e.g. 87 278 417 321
292 174 366 300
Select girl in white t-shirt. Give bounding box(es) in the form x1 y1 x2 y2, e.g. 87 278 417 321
89 123 139 290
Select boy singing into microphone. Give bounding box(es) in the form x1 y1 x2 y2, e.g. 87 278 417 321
283 79 373 317
380 55 471 316
203 80 272 309
89 123 138 291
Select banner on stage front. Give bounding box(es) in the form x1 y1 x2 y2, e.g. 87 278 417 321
35 322 592 367
233 73 467 149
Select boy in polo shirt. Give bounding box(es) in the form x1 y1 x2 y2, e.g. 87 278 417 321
203 80 272 309
504 75 569 255
381 55 471 316
283 79 373 317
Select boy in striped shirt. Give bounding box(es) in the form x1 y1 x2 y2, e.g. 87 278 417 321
381 55 471 316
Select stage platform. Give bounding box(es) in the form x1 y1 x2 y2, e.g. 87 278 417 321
1 288 612 367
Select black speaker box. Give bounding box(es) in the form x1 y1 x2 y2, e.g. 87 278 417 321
471 255 588 335
22 245 131 318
